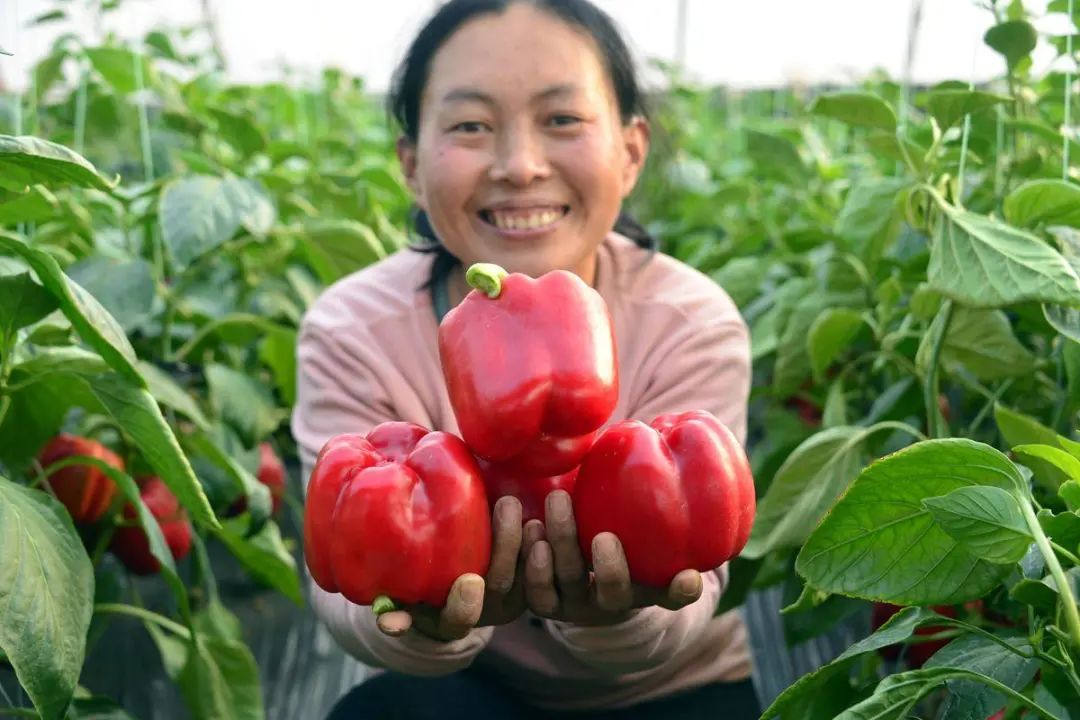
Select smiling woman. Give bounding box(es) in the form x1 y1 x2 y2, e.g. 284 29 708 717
291 1 760 719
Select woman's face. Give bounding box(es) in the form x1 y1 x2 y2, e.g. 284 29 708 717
397 3 649 282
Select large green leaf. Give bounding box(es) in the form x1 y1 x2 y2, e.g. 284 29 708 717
807 308 865 380
205 364 287 448
745 130 810 185
0 234 142 385
921 90 1011 132
1004 180 1080 229
927 207 1080 309
0 185 61 225
137 361 211 431
743 426 873 559
299 219 386 284
926 633 1039 720
808 92 897 132
834 178 910 266
207 108 268 158
213 517 302 605
0 136 114 192
796 439 1019 604
984 20 1039 69
160 176 275 271
66 256 156 334
0 272 58 342
0 479 94 720
922 486 1034 564
84 47 157 94
178 636 264 720
915 306 1036 381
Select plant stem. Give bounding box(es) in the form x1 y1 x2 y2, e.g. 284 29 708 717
0 709 40 718
94 603 191 640
924 300 955 439
1019 496 1080 650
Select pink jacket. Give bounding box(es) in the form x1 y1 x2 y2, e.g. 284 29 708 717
291 233 754 711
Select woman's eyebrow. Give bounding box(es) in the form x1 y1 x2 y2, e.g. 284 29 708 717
441 84 580 106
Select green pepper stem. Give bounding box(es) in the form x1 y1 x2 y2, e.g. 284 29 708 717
465 263 508 298
372 595 396 615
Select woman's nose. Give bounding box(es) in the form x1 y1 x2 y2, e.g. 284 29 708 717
489 129 550 186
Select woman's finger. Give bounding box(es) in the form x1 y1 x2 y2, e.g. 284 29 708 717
591 532 633 613
525 540 560 617
486 496 523 596
437 573 486 640
375 609 414 637
544 490 589 603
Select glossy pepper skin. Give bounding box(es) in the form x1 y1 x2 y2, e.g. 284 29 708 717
438 263 618 478
37 434 123 523
110 477 194 576
573 410 756 588
478 459 578 524
304 422 492 608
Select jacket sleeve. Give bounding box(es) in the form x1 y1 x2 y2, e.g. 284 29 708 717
293 320 494 676
543 312 751 675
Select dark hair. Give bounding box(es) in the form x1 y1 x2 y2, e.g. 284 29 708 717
386 0 658 289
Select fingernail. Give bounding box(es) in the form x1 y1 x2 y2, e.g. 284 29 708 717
524 519 544 544
548 491 571 522
496 497 517 525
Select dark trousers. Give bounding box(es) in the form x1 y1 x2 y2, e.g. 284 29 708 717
326 669 761 720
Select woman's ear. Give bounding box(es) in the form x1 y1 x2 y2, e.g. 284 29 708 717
620 116 651 198
396 136 424 204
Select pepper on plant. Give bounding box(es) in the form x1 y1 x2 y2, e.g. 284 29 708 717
37 433 124 524
110 477 194 576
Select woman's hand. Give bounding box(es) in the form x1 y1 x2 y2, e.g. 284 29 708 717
374 496 541 642
525 490 704 625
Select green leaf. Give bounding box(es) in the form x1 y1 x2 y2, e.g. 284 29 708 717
136 361 211 431
0 136 114 191
1043 226 1080 342
174 313 285 362
205 364 286 448
745 130 810 185
822 378 848 428
833 667 1048 720
915 306 1036 381
1039 509 1080 549
807 309 864 380
1010 576 1061 610
299 219 386 285
796 439 1020 604
160 175 276 271
0 185 61 224
808 92 897 132
922 486 1033 564
922 90 1011 132
925 632 1039 720
259 326 297 407
0 234 142 385
187 430 271 532
1060 480 1080 511
66 256 156 334
984 20 1039 69
0 478 95 720
84 47 156 94
761 606 941 719
927 206 1080 309
1012 444 1080 484
1004 180 1080 229
0 272 59 342
742 426 873 559
178 636 264 720
710 257 768 308
65 695 139 719
207 107 268 158
81 373 217 528
213 517 302 605
995 405 1069 490
835 178 909 266
193 599 244 643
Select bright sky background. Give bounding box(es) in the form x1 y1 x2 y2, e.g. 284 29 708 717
1 1 1074 93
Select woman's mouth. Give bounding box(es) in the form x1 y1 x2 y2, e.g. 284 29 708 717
479 205 570 233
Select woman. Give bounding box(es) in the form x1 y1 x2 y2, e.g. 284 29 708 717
292 1 759 717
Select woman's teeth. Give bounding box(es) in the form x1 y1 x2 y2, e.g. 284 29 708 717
488 208 564 230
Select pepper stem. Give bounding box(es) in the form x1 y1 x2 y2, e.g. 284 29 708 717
372 595 396 615
465 263 508 298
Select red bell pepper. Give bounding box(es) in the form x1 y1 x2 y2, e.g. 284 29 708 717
37 434 123 523
110 477 193 576
478 459 578 524
438 263 618 477
573 410 756 587
304 422 491 608
229 442 286 516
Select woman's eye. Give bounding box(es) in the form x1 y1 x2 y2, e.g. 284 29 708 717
452 121 488 133
549 115 581 127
